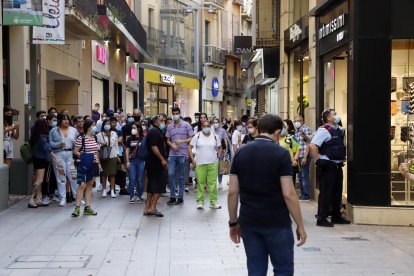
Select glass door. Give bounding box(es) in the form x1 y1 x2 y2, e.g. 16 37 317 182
323 51 348 197
158 85 174 115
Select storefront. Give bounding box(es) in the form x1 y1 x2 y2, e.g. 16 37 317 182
125 60 139 112
313 0 414 225
142 67 199 117
203 67 224 118
284 16 310 119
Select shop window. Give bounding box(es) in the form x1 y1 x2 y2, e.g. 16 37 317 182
390 39 414 206
288 49 309 119
144 83 158 117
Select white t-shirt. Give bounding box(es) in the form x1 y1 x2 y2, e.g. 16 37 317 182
232 130 244 147
97 131 119 158
190 133 221 165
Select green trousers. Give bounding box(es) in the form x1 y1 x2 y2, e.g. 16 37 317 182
195 162 218 205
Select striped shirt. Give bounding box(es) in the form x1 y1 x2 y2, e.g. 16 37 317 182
166 120 194 157
75 135 100 162
294 124 313 158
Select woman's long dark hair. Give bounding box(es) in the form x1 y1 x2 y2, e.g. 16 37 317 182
196 112 208 133
131 122 144 138
30 119 50 147
57 113 71 127
284 119 296 136
83 119 95 134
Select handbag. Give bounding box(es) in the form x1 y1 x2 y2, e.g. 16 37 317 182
100 133 112 160
20 143 33 163
77 135 95 173
219 153 231 175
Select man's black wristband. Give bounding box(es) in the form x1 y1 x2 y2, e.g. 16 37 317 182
229 221 238 227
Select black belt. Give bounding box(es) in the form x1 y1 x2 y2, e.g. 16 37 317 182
63 149 72 151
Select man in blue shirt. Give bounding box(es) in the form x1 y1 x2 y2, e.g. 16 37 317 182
310 109 350 227
228 114 307 276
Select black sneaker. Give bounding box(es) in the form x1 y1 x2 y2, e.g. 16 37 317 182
332 217 351 224
119 188 129 196
175 198 184 205
167 198 176 206
66 193 73 203
316 219 334 227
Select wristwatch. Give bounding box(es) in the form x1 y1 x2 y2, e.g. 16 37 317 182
228 221 238 227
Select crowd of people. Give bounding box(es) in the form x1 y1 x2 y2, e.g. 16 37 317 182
3 103 353 274
2 104 349 222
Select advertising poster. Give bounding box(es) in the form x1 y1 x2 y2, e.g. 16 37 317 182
32 0 65 45
3 0 43 26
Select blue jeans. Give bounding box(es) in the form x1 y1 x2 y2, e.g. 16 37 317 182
168 156 186 199
298 157 311 199
128 158 145 199
217 153 224 184
241 225 294 276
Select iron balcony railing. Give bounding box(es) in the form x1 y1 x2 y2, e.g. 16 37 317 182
256 37 279 48
104 0 147 51
233 0 244 6
203 0 224 9
226 75 242 91
204 45 225 66
66 0 97 15
142 25 165 44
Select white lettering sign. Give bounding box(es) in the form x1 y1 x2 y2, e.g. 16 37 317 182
160 74 176 84
32 0 65 45
319 14 346 40
290 24 302 42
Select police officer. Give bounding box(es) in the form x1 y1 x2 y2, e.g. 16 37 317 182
310 109 350 227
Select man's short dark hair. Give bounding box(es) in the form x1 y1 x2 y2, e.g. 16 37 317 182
109 116 117 122
171 107 181 113
48 107 57 114
73 115 83 123
241 115 249 123
183 117 192 124
322 109 335 124
257 115 284 135
36 110 46 118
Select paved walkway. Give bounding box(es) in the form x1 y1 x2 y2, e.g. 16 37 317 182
0 178 414 276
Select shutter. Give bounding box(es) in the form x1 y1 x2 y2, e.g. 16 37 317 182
258 89 266 115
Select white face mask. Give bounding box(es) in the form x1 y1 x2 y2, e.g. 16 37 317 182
236 126 243 132
213 123 220 129
294 122 302 129
248 128 255 134
131 129 138 135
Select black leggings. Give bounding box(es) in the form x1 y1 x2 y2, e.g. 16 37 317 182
42 162 57 196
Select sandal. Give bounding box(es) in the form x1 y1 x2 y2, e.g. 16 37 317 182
28 203 38 208
148 210 164 217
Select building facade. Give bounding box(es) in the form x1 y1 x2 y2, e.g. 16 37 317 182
279 0 414 225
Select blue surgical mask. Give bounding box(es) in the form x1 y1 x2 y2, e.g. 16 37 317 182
159 123 166 130
51 121 57 127
104 125 111 131
281 129 287 137
173 115 180 121
92 126 97 134
128 117 134 123
202 128 211 135
334 115 341 124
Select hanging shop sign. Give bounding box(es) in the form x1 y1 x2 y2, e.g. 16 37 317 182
96 45 107 64
212 77 219 97
318 14 346 40
3 0 43 26
234 36 253 54
160 74 176 85
129 67 137 81
32 0 65 45
290 24 302 43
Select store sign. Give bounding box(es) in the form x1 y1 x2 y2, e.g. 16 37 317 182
32 0 65 44
160 74 176 85
319 14 346 40
234 36 253 54
96 45 107 64
212 77 219 97
129 67 137 81
3 0 43 26
290 24 302 42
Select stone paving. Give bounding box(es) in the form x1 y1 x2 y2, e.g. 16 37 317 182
0 177 414 276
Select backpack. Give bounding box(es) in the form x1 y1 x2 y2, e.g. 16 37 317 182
20 143 33 164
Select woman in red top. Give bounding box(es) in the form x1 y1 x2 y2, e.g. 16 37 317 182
71 119 100 217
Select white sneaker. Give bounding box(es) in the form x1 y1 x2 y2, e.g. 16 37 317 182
51 196 59 203
218 183 223 190
209 203 222 209
42 197 50 206
102 190 107 198
111 190 116 198
197 203 203 209
97 184 103 192
81 200 86 206
59 199 66 207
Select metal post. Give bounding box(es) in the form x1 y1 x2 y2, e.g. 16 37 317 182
194 9 200 77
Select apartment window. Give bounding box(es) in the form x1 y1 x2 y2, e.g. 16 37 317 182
289 0 309 25
148 8 154 28
205 21 210 45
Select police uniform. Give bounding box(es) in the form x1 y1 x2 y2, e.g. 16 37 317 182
311 124 346 223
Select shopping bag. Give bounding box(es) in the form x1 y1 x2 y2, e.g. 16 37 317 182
219 158 231 175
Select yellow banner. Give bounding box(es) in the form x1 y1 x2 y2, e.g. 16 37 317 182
144 69 199 90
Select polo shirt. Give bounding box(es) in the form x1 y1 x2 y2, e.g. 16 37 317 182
165 120 194 157
230 136 292 228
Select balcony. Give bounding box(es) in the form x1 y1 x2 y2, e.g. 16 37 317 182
142 25 164 45
204 45 226 67
241 10 252 22
233 0 244 6
203 0 224 10
65 0 101 39
256 38 279 48
224 75 244 96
